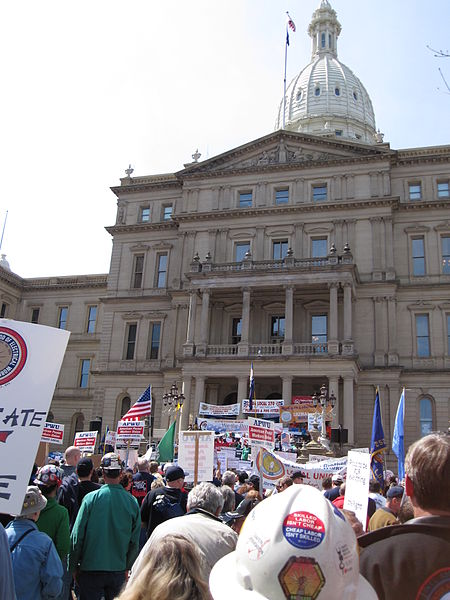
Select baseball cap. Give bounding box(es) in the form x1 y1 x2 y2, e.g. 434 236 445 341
291 470 306 480
165 466 185 482
76 457 94 477
248 474 260 488
17 485 47 517
100 452 123 471
386 485 404 499
34 464 64 489
210 485 377 600
332 474 344 484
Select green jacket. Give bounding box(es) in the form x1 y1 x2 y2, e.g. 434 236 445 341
69 483 141 573
36 496 70 563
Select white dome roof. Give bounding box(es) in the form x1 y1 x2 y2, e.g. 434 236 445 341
275 1 378 144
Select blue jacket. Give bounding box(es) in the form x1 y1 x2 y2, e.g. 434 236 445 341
0 523 16 600
6 518 63 600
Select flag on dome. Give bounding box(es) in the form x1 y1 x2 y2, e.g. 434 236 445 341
287 12 296 32
122 386 152 421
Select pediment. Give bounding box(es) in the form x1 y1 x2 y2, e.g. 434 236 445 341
178 130 393 179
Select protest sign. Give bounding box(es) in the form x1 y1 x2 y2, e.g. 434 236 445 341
198 402 240 417
41 422 64 445
242 399 284 415
178 430 215 484
281 431 291 451
105 430 117 446
344 450 371 531
74 431 98 454
248 417 275 448
197 418 248 434
116 420 144 442
0 319 70 515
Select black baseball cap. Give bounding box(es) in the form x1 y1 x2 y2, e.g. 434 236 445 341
76 457 94 477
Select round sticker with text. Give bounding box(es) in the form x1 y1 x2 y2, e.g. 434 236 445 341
283 511 325 549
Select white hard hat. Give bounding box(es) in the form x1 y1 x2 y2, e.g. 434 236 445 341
210 485 376 600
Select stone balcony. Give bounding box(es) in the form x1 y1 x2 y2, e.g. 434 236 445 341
185 341 349 358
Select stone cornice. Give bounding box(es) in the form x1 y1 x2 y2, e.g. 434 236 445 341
111 175 181 197
105 221 178 236
22 274 107 292
396 145 450 166
0 267 24 290
398 198 450 212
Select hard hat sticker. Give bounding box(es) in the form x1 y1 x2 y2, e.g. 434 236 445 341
246 534 271 561
282 511 325 549
278 556 325 599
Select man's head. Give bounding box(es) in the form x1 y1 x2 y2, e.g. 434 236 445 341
64 446 81 467
276 476 293 492
385 486 404 515
368 479 382 494
332 474 343 487
76 457 94 480
16 485 47 521
222 470 237 488
34 464 63 497
149 461 159 474
137 457 149 473
187 482 224 516
248 474 260 491
322 476 333 491
291 470 306 485
100 452 123 482
165 466 185 489
238 471 248 485
405 432 450 516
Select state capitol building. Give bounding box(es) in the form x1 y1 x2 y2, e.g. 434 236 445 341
1 1 449 458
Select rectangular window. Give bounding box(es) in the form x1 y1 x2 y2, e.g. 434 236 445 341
58 307 68 329
235 242 250 262
275 189 289 205
148 322 161 359
231 318 242 344
412 237 426 276
239 192 252 207
409 183 422 200
156 253 168 288
312 315 327 344
441 236 450 274
311 238 328 258
79 359 91 388
140 207 150 222
163 205 173 221
86 306 97 333
313 184 327 202
273 240 288 260
125 323 137 360
416 314 430 357
437 181 449 198
132 254 144 289
0 303 7 318
31 308 40 324
271 316 285 342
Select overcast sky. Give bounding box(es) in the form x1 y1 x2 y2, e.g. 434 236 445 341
1 0 449 278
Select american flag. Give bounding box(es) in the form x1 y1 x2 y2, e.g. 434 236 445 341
287 12 296 32
122 386 152 421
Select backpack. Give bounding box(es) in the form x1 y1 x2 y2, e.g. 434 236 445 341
152 492 184 521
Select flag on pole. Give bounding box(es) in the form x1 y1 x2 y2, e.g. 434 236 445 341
286 12 296 46
392 388 406 480
122 385 152 421
248 362 255 412
370 387 386 487
157 420 176 462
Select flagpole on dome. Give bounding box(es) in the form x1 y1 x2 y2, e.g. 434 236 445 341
283 12 296 129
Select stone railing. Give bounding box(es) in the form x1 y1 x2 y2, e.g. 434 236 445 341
293 343 328 355
206 345 239 356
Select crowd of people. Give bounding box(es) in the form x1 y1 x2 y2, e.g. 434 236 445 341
1 431 449 599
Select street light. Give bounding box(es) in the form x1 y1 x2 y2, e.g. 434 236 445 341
162 382 185 416
312 384 336 450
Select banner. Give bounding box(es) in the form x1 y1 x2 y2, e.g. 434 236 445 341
197 418 248 434
74 431 98 453
41 422 64 445
248 417 275 449
344 450 371 531
0 319 70 515
198 402 240 417
116 420 144 441
242 399 284 415
280 403 332 425
178 430 215 483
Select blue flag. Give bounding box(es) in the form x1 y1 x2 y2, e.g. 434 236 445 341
248 362 255 412
370 388 386 487
392 388 405 480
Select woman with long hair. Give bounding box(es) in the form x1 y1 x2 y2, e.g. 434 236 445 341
117 534 212 600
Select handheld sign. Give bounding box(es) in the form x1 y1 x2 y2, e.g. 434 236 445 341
74 431 98 454
41 422 65 445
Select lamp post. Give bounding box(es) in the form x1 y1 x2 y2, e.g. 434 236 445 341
312 384 336 451
162 382 185 417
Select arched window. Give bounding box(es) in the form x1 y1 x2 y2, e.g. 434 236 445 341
121 396 131 416
419 397 433 437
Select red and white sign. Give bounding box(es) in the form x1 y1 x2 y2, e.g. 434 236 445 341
116 420 144 441
74 430 98 453
41 422 64 445
242 399 284 414
248 417 275 448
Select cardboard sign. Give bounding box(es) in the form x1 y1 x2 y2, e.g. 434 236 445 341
41 422 64 445
116 420 144 441
343 450 371 531
178 430 215 484
0 319 70 515
242 399 284 414
74 431 98 453
198 402 240 417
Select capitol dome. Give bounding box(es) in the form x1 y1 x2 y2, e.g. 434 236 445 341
275 0 379 144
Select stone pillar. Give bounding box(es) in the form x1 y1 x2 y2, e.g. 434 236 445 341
342 283 353 355
282 375 293 405
183 291 197 357
196 289 210 356
255 227 265 260
179 376 192 432
328 376 340 427
387 296 398 365
282 286 294 354
384 217 395 280
370 217 383 280
374 297 386 367
237 376 248 417
328 283 339 355
193 375 205 420
238 288 251 356
294 223 303 258
343 375 354 445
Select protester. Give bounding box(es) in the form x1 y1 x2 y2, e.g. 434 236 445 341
275 475 293 492
61 446 81 480
0 522 16 600
341 508 364 537
209 484 377 599
69 452 141 600
291 470 306 484
76 457 101 504
359 433 450 600
397 496 415 524
368 479 386 511
367 485 403 531
131 482 237 583
6 486 63 600
131 458 155 506
321 475 333 494
140 465 187 539
220 496 260 534
58 456 99 530
118 534 212 600
323 473 343 501
221 470 244 507
220 486 235 513
332 482 346 509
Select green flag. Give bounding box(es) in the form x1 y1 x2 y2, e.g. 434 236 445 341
157 420 176 462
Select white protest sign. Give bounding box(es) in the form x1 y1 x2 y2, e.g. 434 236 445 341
198 402 240 417
41 422 65 445
242 399 284 414
343 450 371 531
74 431 98 454
197 418 248 434
248 417 275 449
0 319 70 515
105 430 117 446
116 420 144 442
178 430 215 483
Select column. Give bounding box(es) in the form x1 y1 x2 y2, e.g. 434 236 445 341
237 376 248 417
343 375 354 445
370 217 383 280
282 286 294 354
183 291 197 357
282 375 293 405
328 376 339 427
384 217 395 280
179 376 192 432
238 288 250 356
328 283 339 355
197 289 210 356
374 297 386 367
342 283 353 355
387 296 398 365
294 223 303 257
193 375 205 420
